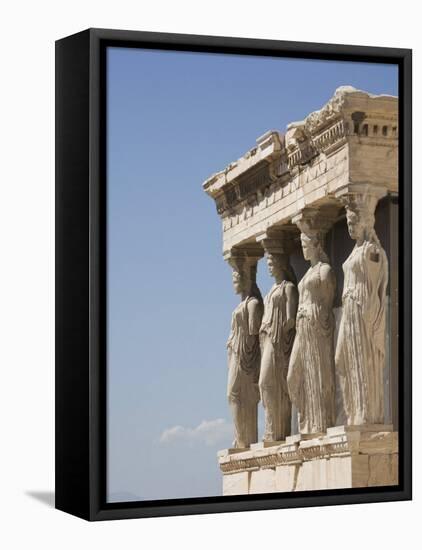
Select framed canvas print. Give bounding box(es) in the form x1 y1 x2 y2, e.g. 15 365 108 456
55 28 412 521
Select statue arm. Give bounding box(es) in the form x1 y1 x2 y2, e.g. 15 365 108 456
247 298 263 336
284 283 298 331
362 244 385 315
363 244 388 350
319 263 336 308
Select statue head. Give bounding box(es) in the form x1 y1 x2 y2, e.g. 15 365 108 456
265 252 296 284
341 189 383 245
346 206 375 243
300 232 328 264
232 269 249 295
229 256 262 302
293 207 334 266
260 234 297 284
266 253 285 279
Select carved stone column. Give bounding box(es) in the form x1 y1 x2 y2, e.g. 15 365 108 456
256 230 298 442
335 184 389 426
225 246 264 448
288 206 338 434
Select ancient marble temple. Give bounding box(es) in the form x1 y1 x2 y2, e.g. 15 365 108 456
203 87 399 495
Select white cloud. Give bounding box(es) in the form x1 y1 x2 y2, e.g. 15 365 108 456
159 418 232 447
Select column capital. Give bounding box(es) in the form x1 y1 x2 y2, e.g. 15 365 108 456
335 183 387 214
223 244 263 272
256 227 297 255
292 205 340 237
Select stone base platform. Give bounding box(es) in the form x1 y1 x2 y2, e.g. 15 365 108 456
218 425 398 495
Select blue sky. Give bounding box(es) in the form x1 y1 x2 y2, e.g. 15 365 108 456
106 46 398 502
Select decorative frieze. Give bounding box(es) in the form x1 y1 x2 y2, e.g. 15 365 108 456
219 427 397 474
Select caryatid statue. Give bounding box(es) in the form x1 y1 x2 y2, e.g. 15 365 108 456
335 185 388 426
226 250 264 448
257 233 298 442
287 208 337 434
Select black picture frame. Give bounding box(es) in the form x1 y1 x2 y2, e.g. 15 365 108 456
55 27 412 521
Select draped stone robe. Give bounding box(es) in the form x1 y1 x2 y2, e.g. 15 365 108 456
259 281 297 441
287 262 336 434
336 240 388 425
227 296 263 448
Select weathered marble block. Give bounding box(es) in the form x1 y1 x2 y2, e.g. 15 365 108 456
218 426 398 495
